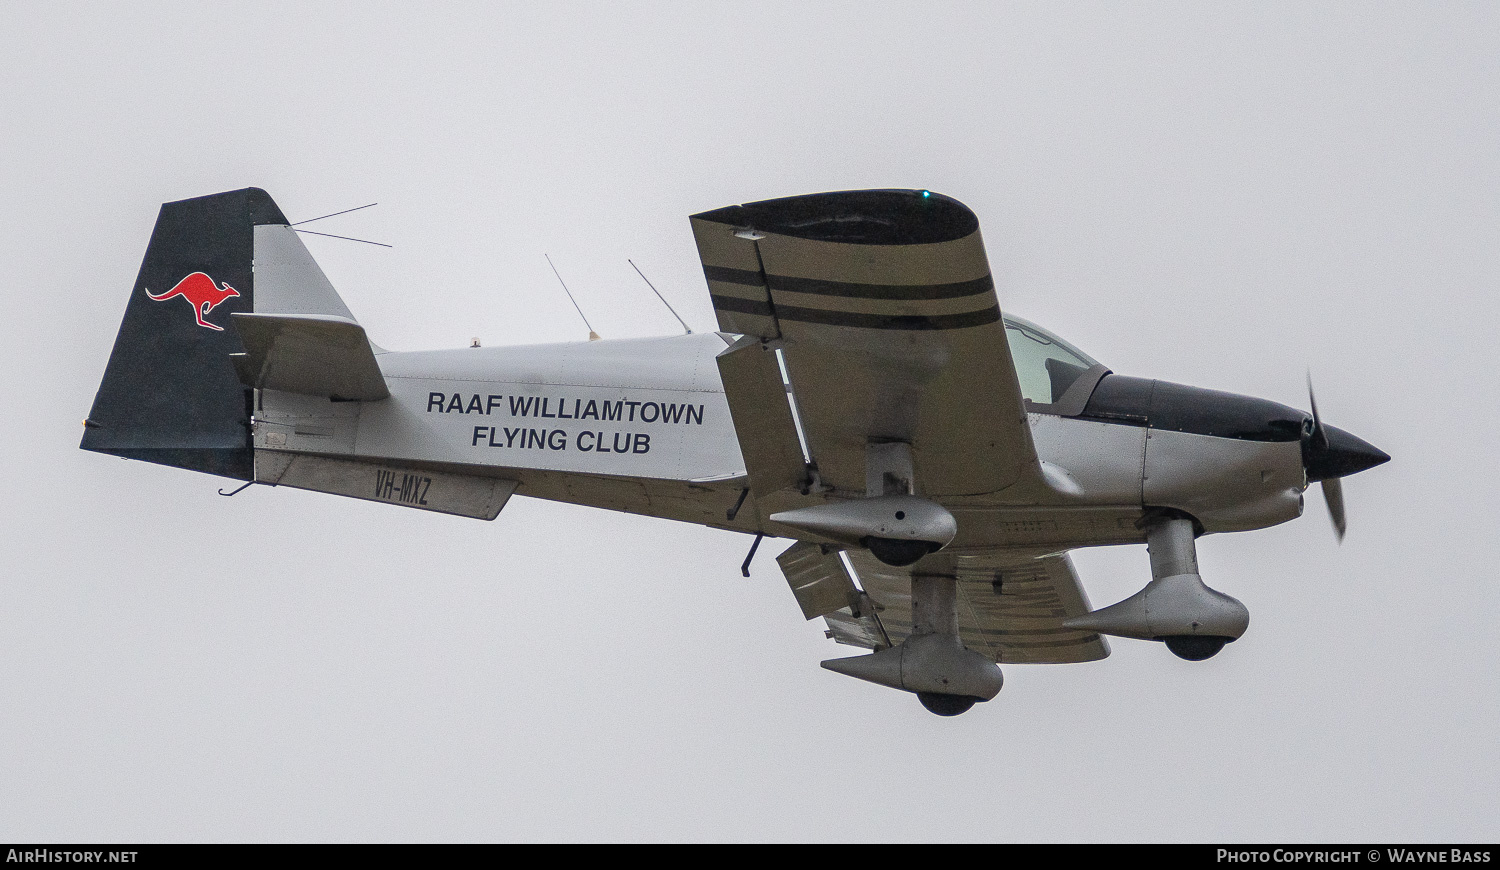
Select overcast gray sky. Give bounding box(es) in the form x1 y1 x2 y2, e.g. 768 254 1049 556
2 2 1496 842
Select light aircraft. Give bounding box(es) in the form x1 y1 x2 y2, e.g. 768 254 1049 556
81 188 1389 716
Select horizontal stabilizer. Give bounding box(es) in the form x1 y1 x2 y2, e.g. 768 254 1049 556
231 313 389 401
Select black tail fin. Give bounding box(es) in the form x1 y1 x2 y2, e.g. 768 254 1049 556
81 188 288 480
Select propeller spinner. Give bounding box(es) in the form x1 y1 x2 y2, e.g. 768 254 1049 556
1302 376 1390 542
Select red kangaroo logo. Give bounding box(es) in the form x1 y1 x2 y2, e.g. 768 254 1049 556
145 272 240 331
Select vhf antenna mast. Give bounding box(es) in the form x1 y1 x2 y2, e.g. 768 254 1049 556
545 253 601 341
628 259 692 335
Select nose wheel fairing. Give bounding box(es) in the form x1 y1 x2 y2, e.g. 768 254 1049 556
1065 514 1248 659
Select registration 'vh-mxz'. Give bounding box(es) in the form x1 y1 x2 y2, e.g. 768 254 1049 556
82 188 1388 715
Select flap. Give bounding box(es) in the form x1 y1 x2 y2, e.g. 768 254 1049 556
775 540 861 620
231 313 389 401
715 335 807 502
839 549 1109 664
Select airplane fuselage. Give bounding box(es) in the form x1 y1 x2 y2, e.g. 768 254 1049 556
250 330 1309 553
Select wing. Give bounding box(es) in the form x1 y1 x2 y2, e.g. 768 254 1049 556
778 543 1109 665
693 190 1036 499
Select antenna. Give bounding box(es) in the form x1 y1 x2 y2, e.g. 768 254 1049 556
292 229 392 248
290 202 391 247
292 203 378 226
545 254 601 341
628 259 692 335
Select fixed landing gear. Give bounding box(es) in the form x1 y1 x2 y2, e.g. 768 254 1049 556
917 692 979 717
1064 513 1249 659
862 536 936 568
811 442 998 714
821 574 1002 716
1161 634 1232 661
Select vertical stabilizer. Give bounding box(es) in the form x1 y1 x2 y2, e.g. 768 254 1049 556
81 188 288 479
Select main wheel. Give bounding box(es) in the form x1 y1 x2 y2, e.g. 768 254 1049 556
1162 635 1231 661
917 692 978 716
864 537 933 567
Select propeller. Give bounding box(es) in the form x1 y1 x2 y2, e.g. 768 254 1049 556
1306 376 1345 542
1302 375 1388 543
1322 475 1347 542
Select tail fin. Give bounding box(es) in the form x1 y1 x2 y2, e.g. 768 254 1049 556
81 187 360 479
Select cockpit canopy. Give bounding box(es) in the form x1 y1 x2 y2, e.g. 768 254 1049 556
1003 316 1105 412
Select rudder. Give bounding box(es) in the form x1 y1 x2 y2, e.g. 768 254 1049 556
81 188 288 479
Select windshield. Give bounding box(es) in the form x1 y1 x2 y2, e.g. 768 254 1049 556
1003 316 1100 405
